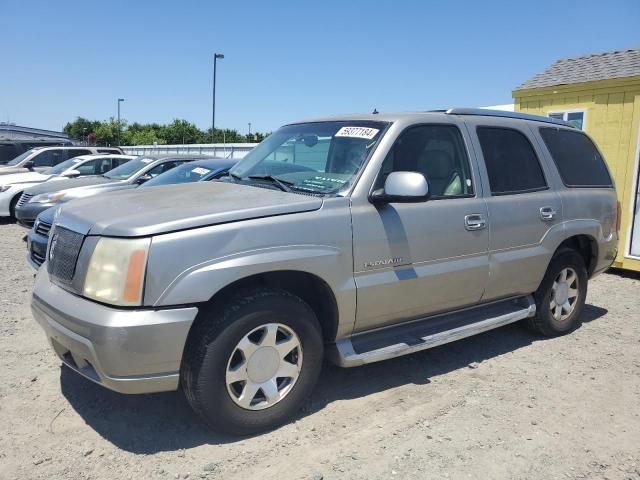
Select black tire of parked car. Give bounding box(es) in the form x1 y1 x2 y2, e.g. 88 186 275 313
180 287 324 435
9 193 20 220
528 249 588 336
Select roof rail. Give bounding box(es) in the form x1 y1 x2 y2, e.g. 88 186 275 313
445 108 574 128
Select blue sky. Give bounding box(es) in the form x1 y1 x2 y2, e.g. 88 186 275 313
2 0 638 135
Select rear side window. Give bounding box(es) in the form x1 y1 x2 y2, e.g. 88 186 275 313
539 128 612 187
97 148 121 154
65 149 92 160
477 127 547 195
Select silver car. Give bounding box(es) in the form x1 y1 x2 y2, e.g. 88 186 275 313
31 109 619 434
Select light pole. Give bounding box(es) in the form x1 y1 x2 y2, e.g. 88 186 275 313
82 127 87 145
248 122 252 136
212 52 224 143
117 98 125 146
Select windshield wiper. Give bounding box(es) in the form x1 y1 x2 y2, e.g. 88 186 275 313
247 174 295 193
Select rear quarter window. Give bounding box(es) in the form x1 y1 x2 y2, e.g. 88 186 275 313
539 128 612 187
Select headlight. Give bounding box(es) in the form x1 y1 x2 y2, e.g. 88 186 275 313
29 192 66 204
83 237 151 306
0 185 11 193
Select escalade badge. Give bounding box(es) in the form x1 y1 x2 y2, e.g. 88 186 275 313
364 257 403 268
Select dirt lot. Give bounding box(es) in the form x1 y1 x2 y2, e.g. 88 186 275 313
0 222 639 480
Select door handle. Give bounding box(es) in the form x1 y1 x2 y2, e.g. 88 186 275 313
465 214 486 231
539 206 557 221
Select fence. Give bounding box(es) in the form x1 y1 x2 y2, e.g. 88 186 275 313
122 143 258 159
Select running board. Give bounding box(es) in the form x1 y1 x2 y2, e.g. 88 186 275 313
329 296 536 367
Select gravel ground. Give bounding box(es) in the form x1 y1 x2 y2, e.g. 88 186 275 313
1 221 639 480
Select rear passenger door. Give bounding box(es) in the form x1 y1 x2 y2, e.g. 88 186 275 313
467 120 563 300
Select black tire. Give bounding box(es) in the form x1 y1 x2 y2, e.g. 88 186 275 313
9 193 21 220
181 287 324 435
528 249 588 336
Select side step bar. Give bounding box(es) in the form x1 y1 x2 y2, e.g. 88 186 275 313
329 296 536 367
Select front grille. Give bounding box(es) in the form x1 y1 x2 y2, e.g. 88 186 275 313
35 220 52 237
47 226 85 284
17 192 33 208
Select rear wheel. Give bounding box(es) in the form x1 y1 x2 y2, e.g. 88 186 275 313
181 288 323 435
528 249 588 336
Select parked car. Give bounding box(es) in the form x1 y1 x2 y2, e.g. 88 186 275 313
0 146 123 175
0 154 135 220
30 109 619 434
15 155 207 227
25 157 237 268
0 139 73 165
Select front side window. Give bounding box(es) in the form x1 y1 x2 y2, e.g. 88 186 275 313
477 127 547 195
33 150 65 167
143 163 213 187
375 124 474 197
229 121 388 195
104 157 155 180
47 158 81 175
146 160 187 177
539 128 612 187
75 159 100 175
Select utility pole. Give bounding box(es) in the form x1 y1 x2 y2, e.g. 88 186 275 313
212 52 224 143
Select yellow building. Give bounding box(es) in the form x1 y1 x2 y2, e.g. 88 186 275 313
514 48 640 272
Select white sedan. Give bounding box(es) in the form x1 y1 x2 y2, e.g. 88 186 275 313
0 154 136 218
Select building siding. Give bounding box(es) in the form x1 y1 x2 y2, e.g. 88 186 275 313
514 77 640 271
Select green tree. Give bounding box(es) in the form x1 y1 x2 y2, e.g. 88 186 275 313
63 117 100 142
162 119 202 144
94 118 127 146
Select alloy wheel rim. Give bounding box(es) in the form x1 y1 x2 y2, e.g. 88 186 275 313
225 323 303 411
550 267 579 322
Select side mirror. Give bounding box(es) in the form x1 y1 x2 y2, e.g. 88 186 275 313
62 169 81 178
136 174 152 184
370 171 430 205
23 160 35 170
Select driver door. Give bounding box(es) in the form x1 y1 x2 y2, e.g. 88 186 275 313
351 124 490 333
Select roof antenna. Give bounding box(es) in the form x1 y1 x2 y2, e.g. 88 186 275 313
372 108 379 114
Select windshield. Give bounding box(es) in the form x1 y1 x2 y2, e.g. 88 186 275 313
228 121 387 195
104 157 153 180
6 150 35 166
143 163 214 187
47 158 81 175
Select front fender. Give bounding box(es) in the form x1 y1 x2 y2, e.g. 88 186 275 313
155 244 344 305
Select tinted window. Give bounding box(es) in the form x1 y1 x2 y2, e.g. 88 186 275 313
0 144 18 164
147 160 187 177
65 149 92 160
477 127 547 195
539 128 612 187
97 148 121 154
143 163 214 187
376 124 474 197
33 150 65 167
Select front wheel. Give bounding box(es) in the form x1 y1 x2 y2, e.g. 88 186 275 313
528 249 588 336
181 288 324 435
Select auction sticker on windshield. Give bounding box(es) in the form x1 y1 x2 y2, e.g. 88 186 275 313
335 126 379 140
191 167 211 175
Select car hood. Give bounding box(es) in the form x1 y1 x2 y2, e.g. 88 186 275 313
56 182 324 237
0 171 49 186
24 176 117 196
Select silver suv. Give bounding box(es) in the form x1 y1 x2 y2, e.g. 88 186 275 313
31 109 619 434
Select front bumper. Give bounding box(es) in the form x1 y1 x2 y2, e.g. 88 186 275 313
31 270 199 394
15 201 54 227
